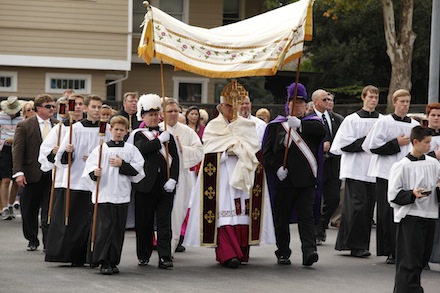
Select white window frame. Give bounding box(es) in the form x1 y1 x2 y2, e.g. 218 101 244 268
0 71 17 92
172 76 209 104
150 0 189 23
45 73 92 94
223 0 245 25
132 0 189 36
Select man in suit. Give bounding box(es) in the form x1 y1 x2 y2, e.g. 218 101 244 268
115 91 141 137
312 89 344 245
263 83 326 266
128 94 179 269
13 94 57 251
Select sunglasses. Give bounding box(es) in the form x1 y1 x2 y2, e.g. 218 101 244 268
42 104 56 109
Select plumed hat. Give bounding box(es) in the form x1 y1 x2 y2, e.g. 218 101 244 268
137 94 162 121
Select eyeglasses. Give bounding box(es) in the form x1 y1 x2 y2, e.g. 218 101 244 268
42 105 56 109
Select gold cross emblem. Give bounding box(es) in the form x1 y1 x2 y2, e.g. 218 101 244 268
256 163 263 174
252 208 260 220
204 163 216 176
204 186 216 200
204 210 215 224
252 185 261 197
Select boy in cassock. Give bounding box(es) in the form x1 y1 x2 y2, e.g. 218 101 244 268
388 126 440 293
83 116 145 275
50 95 111 266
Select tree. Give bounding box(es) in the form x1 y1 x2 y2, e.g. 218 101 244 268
382 0 415 106
263 0 431 107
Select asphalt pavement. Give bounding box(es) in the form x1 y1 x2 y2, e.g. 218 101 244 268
0 212 439 293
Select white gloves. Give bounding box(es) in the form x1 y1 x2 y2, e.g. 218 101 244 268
276 167 288 181
158 131 170 143
287 116 301 129
163 178 177 192
220 151 229 163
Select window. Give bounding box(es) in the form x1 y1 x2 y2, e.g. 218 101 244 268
173 77 209 104
105 74 124 101
0 71 17 92
223 0 241 25
45 73 91 94
132 0 188 35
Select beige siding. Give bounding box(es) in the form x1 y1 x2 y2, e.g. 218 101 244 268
189 0 222 28
123 63 177 98
0 66 107 99
0 0 129 60
122 63 217 104
244 0 266 18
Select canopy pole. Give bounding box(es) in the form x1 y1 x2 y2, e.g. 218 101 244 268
160 61 171 179
283 58 301 169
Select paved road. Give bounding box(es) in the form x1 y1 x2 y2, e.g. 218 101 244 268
0 214 439 293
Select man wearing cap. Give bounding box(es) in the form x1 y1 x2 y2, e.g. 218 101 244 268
263 83 326 266
0 96 24 220
312 89 344 246
128 94 179 269
13 94 58 251
184 81 267 269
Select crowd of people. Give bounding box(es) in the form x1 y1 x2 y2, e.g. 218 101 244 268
0 83 439 292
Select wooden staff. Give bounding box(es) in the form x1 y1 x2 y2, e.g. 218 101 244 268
160 61 171 179
47 102 67 224
65 96 75 226
283 58 302 169
90 119 107 252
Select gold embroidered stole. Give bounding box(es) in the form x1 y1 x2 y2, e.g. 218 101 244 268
249 150 264 245
200 153 220 247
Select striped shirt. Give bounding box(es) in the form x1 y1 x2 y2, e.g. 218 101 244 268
0 111 23 151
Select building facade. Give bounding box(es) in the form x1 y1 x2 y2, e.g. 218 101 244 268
0 0 268 105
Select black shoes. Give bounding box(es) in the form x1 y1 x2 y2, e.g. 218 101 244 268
386 255 395 264
303 251 319 266
175 245 186 252
138 259 149 266
277 256 291 265
350 249 371 258
111 264 119 274
158 257 173 269
27 245 37 251
223 257 240 268
100 263 113 275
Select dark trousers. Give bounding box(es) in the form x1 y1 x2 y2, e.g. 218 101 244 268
394 216 435 293
335 179 376 251
135 177 174 261
20 172 51 248
88 203 128 265
320 157 342 232
376 177 396 257
273 185 316 258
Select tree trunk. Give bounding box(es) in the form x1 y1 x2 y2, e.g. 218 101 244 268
382 0 416 112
